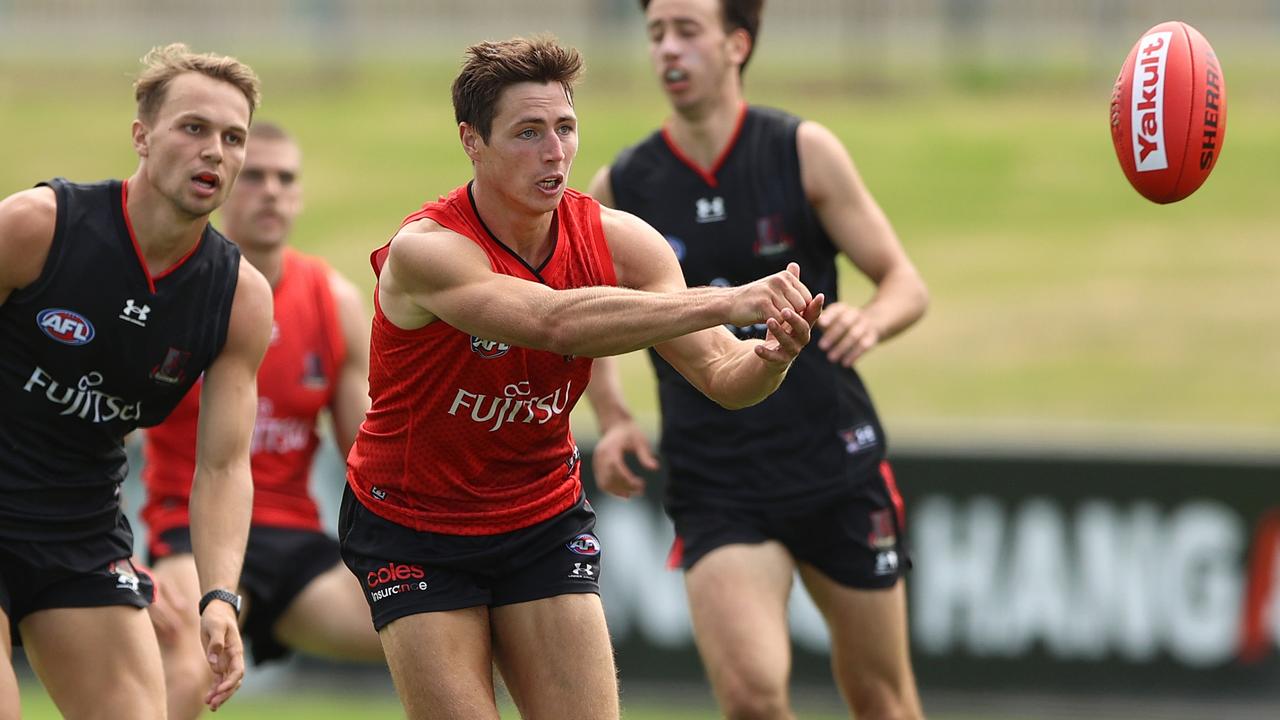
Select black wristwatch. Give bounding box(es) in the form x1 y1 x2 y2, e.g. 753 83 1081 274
198 588 243 618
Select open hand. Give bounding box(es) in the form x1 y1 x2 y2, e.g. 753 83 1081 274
201 602 245 711
593 417 659 500
814 300 879 367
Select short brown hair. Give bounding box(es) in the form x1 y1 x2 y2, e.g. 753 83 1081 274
248 120 292 143
452 35 584 142
639 0 764 73
134 43 261 123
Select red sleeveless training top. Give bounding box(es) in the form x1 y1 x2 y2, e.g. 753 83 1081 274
346 184 616 535
141 249 346 538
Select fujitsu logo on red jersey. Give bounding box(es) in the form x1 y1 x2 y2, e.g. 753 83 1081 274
447 380 573 432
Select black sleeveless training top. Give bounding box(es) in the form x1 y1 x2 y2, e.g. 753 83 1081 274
0 178 240 540
609 106 887 511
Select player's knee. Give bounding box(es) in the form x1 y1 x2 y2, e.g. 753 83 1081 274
848 685 921 720
718 674 790 720
164 649 213 709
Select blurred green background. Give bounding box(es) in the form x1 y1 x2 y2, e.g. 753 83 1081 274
3 8 1275 453
2 1 1278 716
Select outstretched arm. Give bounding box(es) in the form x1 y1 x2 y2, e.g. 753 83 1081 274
376 214 815 360
799 120 927 367
190 260 272 711
600 207 823 410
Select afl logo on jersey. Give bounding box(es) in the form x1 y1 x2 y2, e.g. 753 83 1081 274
471 336 510 359
566 533 601 556
37 308 95 346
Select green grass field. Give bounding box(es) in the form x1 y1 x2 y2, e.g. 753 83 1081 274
2 50 1277 451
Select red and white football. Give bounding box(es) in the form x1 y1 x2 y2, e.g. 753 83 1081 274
1109 21 1227 204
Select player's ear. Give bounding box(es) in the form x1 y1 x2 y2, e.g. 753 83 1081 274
726 27 751 68
131 119 150 158
460 122 483 162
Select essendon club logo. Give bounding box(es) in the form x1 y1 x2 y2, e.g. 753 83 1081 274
366 562 425 589
867 509 897 550
471 336 510 359
150 347 190 385
37 308 95 346
566 533 601 556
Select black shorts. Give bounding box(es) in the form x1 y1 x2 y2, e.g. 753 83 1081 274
1 516 154 644
338 485 602 631
150 525 341 665
668 460 911 590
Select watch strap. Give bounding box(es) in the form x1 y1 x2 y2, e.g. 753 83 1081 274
198 588 241 617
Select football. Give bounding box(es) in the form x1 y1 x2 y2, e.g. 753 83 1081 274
1109 20 1227 204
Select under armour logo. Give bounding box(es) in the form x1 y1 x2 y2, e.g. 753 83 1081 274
119 299 151 327
571 562 595 578
695 196 726 223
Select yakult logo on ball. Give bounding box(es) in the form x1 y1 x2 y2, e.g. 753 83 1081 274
1131 31 1172 172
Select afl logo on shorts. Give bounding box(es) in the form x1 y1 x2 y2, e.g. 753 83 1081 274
37 308 95 346
471 336 510 359
566 533 601 556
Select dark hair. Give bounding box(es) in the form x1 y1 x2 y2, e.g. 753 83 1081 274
452 35 584 142
639 0 763 73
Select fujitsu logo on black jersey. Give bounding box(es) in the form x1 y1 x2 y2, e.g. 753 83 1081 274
22 366 142 423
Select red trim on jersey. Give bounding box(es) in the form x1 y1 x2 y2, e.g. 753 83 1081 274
881 460 906 530
1240 508 1280 663
660 102 748 188
120 180 155 294
120 180 204 293
666 536 685 571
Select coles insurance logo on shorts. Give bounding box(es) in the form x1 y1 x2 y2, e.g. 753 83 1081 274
37 308 95 346
366 562 428 603
566 533 601 556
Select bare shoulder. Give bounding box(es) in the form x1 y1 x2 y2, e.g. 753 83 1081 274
226 260 273 353
598 205 683 292
325 266 363 308
0 186 58 295
385 217 489 287
796 119 848 156
326 265 370 353
388 217 476 265
796 119 862 204
587 165 614 207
